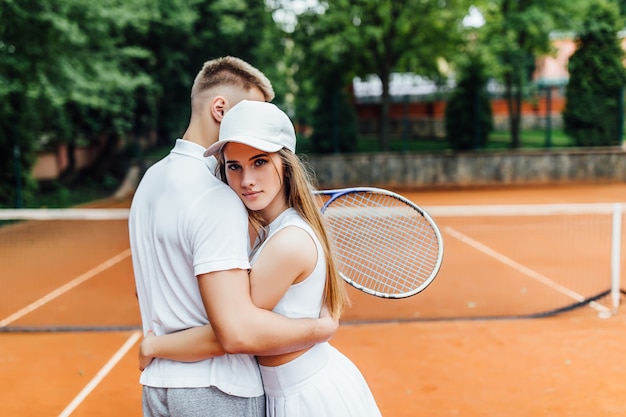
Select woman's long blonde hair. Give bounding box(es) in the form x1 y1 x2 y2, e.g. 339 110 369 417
216 149 349 319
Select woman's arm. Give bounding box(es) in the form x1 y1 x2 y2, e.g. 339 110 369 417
248 226 316 310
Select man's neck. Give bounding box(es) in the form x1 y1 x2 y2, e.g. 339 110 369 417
181 124 217 149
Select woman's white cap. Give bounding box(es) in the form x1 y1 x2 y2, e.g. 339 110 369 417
203 100 296 157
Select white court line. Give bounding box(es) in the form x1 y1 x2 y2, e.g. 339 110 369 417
444 226 610 313
57 331 142 417
0 249 131 327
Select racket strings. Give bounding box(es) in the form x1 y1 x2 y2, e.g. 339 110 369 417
332 218 437 292
332 215 437 290
323 191 442 296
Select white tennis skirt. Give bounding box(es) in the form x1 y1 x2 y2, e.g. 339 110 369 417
259 342 382 417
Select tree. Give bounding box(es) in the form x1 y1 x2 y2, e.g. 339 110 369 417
0 0 157 206
445 53 494 150
0 0 286 206
563 0 626 146
479 0 574 148
289 2 359 154
307 83 359 154
292 0 471 151
129 0 286 144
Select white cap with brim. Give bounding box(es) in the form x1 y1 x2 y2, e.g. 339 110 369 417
203 100 296 157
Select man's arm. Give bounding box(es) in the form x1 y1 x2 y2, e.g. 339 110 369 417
139 326 224 370
198 268 337 355
138 289 337 367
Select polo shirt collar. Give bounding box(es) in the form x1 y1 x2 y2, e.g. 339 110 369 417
171 139 217 170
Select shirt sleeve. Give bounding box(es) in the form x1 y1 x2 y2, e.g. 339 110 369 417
187 184 251 276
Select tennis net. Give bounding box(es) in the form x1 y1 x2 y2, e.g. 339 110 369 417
0 203 624 331
0 208 138 332
339 202 626 323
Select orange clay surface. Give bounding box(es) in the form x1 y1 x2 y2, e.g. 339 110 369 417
2 182 626 417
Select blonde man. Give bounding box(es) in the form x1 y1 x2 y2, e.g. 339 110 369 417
129 57 338 417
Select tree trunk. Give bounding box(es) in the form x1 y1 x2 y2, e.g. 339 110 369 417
379 73 391 151
88 132 120 180
511 87 522 148
504 74 522 149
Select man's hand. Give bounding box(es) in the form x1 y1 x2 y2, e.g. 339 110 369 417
319 305 340 342
139 330 156 371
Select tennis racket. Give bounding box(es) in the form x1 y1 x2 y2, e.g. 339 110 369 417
314 187 443 299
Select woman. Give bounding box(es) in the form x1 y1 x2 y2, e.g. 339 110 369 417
139 100 382 417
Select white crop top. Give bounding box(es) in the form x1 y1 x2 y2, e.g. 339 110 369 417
250 208 326 319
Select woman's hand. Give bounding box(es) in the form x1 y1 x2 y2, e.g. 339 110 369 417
139 330 156 371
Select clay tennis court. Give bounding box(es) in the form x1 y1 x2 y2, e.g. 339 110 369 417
2 183 626 416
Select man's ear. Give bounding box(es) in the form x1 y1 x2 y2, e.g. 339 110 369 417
210 96 227 122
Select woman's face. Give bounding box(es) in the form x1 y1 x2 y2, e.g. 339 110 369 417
223 142 287 223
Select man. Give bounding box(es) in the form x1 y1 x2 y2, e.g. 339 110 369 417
129 56 337 416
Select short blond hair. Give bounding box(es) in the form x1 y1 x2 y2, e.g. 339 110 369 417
191 56 274 101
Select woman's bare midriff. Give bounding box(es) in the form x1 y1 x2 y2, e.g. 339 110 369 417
257 346 311 367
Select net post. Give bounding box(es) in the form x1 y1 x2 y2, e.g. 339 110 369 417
610 203 623 315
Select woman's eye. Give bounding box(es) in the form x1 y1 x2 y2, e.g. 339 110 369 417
254 158 268 167
227 164 241 171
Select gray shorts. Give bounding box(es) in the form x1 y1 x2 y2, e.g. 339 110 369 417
142 385 265 417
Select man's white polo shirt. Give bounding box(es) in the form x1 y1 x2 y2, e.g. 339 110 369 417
129 139 262 397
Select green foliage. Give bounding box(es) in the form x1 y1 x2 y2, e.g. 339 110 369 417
0 0 157 206
124 0 287 142
291 0 472 152
5 0 626 208
477 0 581 148
0 179 120 209
0 0 285 207
290 1 362 153
308 87 359 154
445 55 494 150
563 0 626 146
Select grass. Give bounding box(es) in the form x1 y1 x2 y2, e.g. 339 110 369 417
298 128 576 154
487 129 573 150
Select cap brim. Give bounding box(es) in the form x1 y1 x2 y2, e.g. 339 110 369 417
203 142 226 157
203 136 283 157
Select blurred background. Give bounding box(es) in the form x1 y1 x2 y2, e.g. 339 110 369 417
2 0 626 208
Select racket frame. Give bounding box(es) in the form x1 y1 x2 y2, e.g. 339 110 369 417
314 187 444 299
